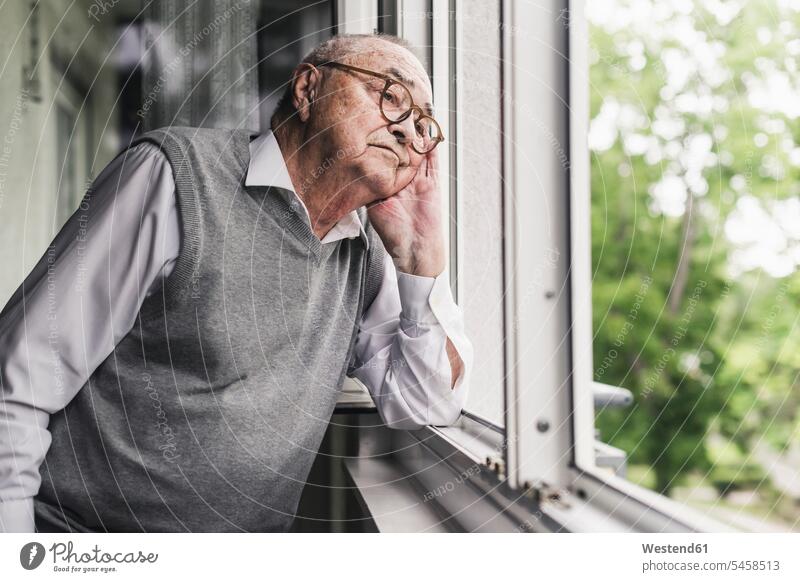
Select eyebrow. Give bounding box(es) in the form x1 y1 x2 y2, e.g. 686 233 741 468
383 67 434 116
385 67 414 86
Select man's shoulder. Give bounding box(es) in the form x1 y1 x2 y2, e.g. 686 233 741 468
136 126 255 149
128 126 259 178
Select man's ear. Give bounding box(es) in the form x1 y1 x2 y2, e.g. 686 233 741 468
290 64 321 123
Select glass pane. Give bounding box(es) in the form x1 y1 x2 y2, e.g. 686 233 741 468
381 82 414 119
55 102 77 227
590 0 800 532
257 0 334 130
458 0 505 426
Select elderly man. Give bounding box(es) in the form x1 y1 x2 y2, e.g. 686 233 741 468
0 33 472 533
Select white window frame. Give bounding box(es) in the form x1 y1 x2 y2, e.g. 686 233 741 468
500 0 574 491
497 0 731 530
563 0 735 532
430 0 458 296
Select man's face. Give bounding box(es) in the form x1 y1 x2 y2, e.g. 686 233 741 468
307 41 434 209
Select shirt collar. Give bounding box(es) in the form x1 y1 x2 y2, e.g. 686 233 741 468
245 130 366 246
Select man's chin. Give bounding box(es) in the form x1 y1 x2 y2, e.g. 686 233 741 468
363 160 400 181
360 178 396 208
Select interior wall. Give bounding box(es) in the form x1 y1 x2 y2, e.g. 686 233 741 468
0 0 119 307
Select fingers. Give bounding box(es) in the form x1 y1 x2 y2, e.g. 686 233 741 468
426 148 438 180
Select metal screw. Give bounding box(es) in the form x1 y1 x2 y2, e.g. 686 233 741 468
536 419 550 432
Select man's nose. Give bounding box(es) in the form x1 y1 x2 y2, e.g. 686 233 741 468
388 115 416 148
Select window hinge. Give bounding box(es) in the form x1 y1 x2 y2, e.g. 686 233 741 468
485 455 505 479
521 480 572 509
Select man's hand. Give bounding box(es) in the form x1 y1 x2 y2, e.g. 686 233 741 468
366 148 445 277
367 149 464 390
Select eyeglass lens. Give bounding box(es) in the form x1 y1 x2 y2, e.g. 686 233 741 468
379 82 440 152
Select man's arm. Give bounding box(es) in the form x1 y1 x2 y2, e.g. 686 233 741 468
349 252 473 430
0 142 179 532
445 338 464 390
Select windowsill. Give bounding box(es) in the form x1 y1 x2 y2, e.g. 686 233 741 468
333 378 734 532
343 456 457 532
569 466 739 533
338 410 736 532
335 377 377 412
341 412 535 533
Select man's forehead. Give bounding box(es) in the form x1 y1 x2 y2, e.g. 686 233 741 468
350 42 428 79
347 44 433 110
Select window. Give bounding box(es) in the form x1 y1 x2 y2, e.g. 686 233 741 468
53 74 89 228
587 0 800 532
451 0 506 427
414 0 772 533
370 0 507 427
258 1 335 130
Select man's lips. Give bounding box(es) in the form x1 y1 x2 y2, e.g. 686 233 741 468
372 144 407 166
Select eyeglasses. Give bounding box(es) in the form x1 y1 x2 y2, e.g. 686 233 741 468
317 61 444 155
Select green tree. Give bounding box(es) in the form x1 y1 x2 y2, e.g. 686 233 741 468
589 0 800 497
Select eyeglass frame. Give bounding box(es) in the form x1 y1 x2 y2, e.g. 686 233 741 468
314 60 445 154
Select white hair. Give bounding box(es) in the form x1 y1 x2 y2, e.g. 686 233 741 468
270 33 414 126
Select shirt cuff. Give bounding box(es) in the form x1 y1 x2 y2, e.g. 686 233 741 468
0 497 35 533
397 270 473 393
396 271 438 324
427 273 473 394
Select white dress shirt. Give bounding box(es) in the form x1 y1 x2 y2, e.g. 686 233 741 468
0 130 473 532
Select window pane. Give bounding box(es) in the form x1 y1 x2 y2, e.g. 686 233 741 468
257 1 334 130
55 103 78 226
590 0 799 532
458 0 505 426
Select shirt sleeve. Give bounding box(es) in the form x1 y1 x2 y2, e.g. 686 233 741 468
349 252 474 430
0 142 180 532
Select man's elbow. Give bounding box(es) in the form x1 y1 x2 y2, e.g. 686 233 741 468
380 399 462 430
379 403 428 430
426 398 462 427
383 417 428 430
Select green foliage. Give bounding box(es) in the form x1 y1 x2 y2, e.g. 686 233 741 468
590 0 800 497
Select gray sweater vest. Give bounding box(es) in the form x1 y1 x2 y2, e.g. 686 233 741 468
34 127 385 532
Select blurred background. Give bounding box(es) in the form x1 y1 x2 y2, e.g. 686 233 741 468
0 0 336 306
589 0 800 531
